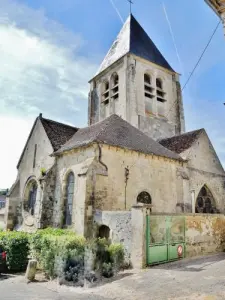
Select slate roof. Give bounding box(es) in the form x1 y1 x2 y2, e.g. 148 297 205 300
55 114 183 161
95 14 174 77
159 129 204 154
41 117 78 151
17 114 78 168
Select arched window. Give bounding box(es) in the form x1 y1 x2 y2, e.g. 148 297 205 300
144 73 154 115
156 78 163 89
64 172 75 226
24 179 38 216
111 73 119 100
137 191 152 204
156 78 166 117
195 185 218 214
102 81 109 105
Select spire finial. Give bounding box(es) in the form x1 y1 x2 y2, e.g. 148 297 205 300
127 0 133 14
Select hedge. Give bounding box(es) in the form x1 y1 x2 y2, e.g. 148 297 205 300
0 228 125 282
0 231 29 272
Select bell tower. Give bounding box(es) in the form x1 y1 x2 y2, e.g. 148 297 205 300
88 15 185 140
205 0 225 19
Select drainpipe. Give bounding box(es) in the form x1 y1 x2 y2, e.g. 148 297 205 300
124 166 129 210
191 190 195 213
97 143 108 171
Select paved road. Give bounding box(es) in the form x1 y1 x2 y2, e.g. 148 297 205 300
1 253 225 300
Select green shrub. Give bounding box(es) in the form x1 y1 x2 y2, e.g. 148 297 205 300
0 231 29 272
108 243 124 267
102 262 113 278
30 229 85 279
91 238 125 278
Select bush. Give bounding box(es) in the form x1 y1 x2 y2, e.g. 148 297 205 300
0 231 29 272
30 229 85 279
108 243 124 268
91 238 125 278
0 228 125 281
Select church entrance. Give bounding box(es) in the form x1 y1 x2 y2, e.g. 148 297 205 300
146 215 185 265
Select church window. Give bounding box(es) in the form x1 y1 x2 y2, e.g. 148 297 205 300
64 172 75 226
144 74 154 115
195 185 218 214
156 78 166 117
111 73 119 100
137 191 152 204
33 144 37 168
24 179 38 216
102 81 109 105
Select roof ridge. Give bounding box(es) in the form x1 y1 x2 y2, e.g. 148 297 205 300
41 117 78 130
159 128 204 142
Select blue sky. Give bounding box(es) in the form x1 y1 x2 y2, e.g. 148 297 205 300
0 0 225 187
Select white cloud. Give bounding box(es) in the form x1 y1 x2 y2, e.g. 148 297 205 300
0 0 97 188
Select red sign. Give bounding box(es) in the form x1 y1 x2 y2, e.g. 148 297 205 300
177 245 183 257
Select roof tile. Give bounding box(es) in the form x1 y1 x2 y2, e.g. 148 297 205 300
159 129 204 154
55 114 183 161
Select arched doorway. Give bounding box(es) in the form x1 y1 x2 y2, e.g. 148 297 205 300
24 179 38 216
98 225 110 239
195 185 218 213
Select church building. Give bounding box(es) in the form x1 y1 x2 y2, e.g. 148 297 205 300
5 15 225 239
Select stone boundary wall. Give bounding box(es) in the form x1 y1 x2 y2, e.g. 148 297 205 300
131 206 225 269
94 210 132 263
185 214 225 257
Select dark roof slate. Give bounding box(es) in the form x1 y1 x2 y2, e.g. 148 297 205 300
41 117 78 151
159 129 204 154
55 114 183 161
96 14 174 76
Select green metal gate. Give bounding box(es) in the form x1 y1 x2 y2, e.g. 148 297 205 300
146 215 186 265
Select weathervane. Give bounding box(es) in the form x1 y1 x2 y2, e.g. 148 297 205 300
127 0 133 14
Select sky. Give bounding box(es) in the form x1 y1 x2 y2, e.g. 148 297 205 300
0 0 225 188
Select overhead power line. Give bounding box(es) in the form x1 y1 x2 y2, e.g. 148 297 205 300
109 0 124 24
166 20 221 119
162 2 184 77
182 20 221 91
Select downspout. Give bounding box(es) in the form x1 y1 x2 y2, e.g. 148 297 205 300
97 143 108 171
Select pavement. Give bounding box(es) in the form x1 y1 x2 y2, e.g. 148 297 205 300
1 253 225 300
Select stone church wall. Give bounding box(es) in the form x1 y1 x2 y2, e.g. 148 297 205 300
182 132 225 213
18 118 55 199
53 146 97 235
98 144 187 213
129 55 185 140
94 210 132 263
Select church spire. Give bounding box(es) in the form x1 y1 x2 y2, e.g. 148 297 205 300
93 14 174 78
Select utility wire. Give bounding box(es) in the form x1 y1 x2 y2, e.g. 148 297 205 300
109 0 124 24
162 2 184 77
182 20 220 91
166 20 221 119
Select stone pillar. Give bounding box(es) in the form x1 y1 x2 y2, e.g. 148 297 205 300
131 205 147 269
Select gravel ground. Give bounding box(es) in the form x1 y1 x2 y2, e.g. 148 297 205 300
1 253 225 300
